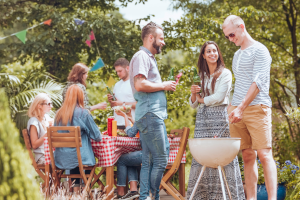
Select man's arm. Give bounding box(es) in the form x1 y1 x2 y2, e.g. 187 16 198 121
134 74 176 92
229 82 259 123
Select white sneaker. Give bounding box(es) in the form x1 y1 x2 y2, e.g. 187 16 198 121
145 197 152 200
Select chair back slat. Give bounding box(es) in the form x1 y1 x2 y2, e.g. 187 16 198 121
22 129 46 181
48 126 82 148
162 127 190 184
22 129 32 149
170 129 184 137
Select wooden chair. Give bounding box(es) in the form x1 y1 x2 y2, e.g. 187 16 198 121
22 129 48 190
48 126 98 197
159 127 190 200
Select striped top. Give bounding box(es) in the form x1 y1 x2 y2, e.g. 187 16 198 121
231 41 272 107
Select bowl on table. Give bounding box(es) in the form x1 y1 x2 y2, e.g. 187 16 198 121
188 138 241 168
113 105 132 114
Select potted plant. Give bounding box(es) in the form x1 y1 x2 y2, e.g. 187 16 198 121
256 160 300 200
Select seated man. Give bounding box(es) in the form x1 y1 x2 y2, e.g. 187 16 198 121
116 110 143 200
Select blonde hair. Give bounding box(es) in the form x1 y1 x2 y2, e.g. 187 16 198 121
222 15 245 29
27 93 51 121
55 85 84 125
27 93 50 130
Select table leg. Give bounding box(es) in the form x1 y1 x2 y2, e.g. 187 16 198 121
106 166 114 199
179 163 185 197
45 164 50 198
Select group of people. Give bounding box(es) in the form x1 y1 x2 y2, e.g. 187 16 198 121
26 14 277 200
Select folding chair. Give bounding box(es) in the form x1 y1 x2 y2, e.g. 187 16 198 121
159 127 190 200
22 129 48 190
48 126 99 197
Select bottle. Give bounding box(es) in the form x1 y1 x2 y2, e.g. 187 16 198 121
106 86 116 101
168 68 175 81
107 117 114 136
193 68 201 86
112 120 117 137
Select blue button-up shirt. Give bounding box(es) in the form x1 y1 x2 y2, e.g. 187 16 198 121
129 46 167 121
54 106 102 170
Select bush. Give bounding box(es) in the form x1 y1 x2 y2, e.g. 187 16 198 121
0 89 41 200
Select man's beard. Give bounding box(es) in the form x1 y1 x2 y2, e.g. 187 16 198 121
152 38 161 54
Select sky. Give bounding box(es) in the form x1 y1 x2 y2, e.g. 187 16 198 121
116 0 184 27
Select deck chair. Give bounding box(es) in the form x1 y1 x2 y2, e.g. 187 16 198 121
159 127 190 200
22 129 48 190
48 126 98 197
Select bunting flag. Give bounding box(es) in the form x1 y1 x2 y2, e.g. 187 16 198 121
90 58 105 72
15 30 27 44
85 40 91 47
86 30 95 47
0 19 52 42
74 18 85 25
89 31 95 41
43 19 52 26
106 76 117 88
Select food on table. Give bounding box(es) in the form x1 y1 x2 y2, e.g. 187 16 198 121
102 130 128 137
113 105 132 114
117 129 128 137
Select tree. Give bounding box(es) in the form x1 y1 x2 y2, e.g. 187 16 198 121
0 70 64 131
165 0 300 161
0 0 146 81
0 88 41 200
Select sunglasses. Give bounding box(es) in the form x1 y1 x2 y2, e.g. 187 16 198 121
41 102 53 106
224 26 239 40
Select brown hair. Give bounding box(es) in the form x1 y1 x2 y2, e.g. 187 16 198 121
197 41 225 97
114 58 129 68
55 85 84 125
67 63 89 86
141 22 163 41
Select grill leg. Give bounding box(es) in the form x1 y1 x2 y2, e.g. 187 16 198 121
189 165 206 200
218 165 227 200
221 166 233 200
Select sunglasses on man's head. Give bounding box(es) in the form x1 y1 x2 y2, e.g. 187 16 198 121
41 102 53 106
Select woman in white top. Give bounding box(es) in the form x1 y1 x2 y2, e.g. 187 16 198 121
186 41 245 200
27 93 53 164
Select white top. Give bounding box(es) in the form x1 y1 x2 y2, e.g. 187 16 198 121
113 79 136 126
231 41 272 107
27 115 49 162
189 68 232 108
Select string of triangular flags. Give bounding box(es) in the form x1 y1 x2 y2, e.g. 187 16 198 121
0 19 52 44
1 17 111 83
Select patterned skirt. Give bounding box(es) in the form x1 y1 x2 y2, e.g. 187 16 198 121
187 105 245 200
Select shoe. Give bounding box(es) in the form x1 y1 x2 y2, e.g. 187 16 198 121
120 191 140 200
145 197 152 200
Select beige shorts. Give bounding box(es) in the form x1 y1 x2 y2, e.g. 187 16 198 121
228 104 272 150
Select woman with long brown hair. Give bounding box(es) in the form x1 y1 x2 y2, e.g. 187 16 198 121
54 85 102 194
62 63 107 111
187 41 245 199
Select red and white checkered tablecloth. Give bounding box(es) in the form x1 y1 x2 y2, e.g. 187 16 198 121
44 135 186 167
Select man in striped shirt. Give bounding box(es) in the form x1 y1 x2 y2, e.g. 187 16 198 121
222 15 277 199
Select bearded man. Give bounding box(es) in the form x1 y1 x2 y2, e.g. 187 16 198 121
129 22 177 200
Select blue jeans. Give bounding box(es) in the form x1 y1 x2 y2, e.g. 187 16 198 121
136 112 170 200
117 151 143 186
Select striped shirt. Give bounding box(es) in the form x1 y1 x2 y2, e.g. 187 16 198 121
231 41 272 107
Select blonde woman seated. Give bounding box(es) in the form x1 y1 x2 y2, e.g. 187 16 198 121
54 85 102 194
27 93 53 165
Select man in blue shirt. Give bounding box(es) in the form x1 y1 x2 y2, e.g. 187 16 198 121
129 22 177 200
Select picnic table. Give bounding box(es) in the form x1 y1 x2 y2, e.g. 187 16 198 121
44 135 186 199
